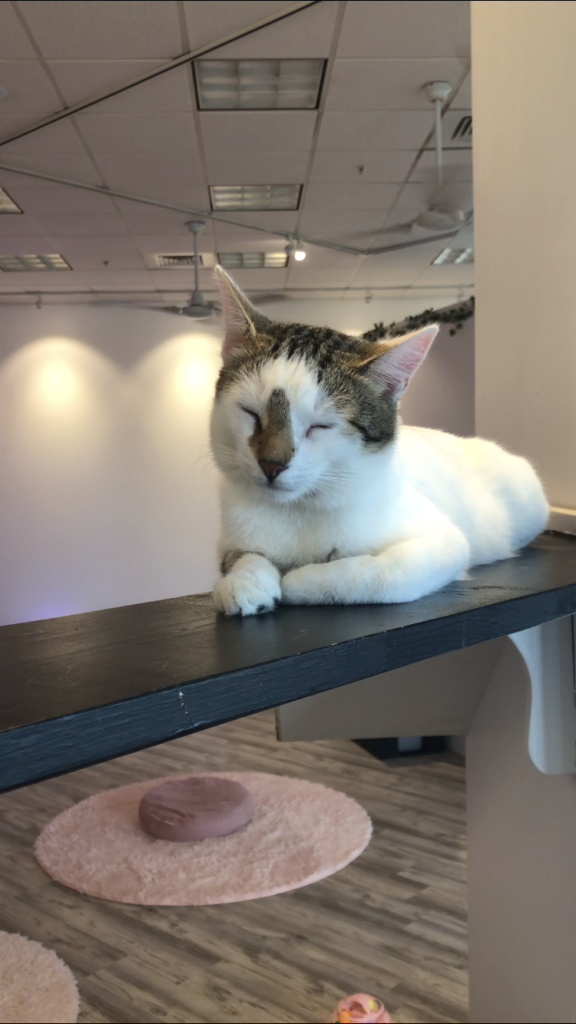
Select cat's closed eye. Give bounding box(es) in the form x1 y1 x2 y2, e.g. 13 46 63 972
240 406 261 427
306 424 333 437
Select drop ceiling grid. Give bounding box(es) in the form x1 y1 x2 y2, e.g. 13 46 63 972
0 0 473 302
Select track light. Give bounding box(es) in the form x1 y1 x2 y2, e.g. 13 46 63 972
294 240 306 261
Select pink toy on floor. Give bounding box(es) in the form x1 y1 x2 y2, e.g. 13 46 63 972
329 992 393 1023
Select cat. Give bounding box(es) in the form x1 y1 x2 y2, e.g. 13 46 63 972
210 266 549 616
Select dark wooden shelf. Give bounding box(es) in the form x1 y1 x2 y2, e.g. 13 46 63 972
2 533 576 792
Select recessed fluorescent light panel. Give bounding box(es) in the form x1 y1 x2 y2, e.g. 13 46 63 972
194 59 325 110
0 188 22 214
218 252 288 270
210 184 301 211
0 254 72 272
432 247 474 265
155 254 204 268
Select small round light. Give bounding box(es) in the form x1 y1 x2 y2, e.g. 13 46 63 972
294 244 306 261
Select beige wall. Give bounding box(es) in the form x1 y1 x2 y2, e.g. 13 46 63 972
473 0 576 508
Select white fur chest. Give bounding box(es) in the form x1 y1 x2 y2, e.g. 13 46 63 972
219 475 396 569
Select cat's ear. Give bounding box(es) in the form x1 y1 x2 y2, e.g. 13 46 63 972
214 265 270 364
358 325 438 399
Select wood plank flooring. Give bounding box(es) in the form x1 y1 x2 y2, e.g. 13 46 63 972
0 712 468 1024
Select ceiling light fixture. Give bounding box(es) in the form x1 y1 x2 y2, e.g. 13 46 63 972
0 254 71 271
0 187 23 214
293 240 306 261
218 252 288 269
432 247 474 265
210 184 301 212
194 58 325 110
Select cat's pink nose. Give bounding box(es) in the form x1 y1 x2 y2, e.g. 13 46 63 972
259 459 286 481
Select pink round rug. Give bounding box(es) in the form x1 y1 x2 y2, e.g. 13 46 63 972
35 772 372 906
0 931 79 1024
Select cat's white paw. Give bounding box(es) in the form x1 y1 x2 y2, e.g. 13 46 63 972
282 563 330 605
213 557 281 616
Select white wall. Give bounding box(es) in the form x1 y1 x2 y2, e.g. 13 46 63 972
473 0 576 509
0 291 466 626
0 305 223 626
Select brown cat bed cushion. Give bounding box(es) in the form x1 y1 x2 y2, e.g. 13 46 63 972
138 775 253 841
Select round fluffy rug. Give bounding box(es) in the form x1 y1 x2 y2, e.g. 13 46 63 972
0 931 79 1024
35 772 372 906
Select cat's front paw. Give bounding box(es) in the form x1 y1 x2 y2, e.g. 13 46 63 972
213 557 281 616
282 563 330 605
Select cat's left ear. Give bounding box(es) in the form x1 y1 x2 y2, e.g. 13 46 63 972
358 325 439 399
215 265 270 364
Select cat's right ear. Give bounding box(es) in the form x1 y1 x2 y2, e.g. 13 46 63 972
214 266 269 364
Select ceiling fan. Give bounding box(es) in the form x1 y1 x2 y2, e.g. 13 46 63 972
358 81 473 255
156 220 219 318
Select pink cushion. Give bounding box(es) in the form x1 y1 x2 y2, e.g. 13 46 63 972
138 776 253 842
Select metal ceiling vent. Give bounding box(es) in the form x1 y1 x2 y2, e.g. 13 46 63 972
155 254 204 268
451 115 472 140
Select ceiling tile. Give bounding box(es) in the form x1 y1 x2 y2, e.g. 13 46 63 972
0 3 35 58
7 185 118 214
32 212 129 235
64 252 146 271
310 150 416 184
317 111 434 151
17 1 183 59
326 58 467 111
0 61 63 116
46 235 140 255
114 195 210 233
75 112 199 153
286 264 361 288
73 269 156 290
0 154 106 188
47 60 177 109
147 268 211 290
200 111 316 152
414 261 475 286
0 213 46 236
410 148 472 183
182 2 296 50
338 1 471 59
0 119 86 155
217 267 287 291
298 207 386 239
0 234 51 254
352 250 438 287
131 234 219 256
303 182 399 211
205 150 309 185
209 1 338 58
93 152 205 194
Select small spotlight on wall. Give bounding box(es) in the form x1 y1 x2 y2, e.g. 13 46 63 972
294 240 306 261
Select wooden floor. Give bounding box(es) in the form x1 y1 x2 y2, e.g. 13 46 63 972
0 712 468 1024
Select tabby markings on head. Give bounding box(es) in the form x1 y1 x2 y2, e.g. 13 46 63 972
216 320 398 451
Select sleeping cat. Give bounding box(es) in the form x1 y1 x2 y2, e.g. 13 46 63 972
210 266 549 616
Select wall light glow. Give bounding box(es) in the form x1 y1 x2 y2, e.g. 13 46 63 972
176 355 216 400
36 360 79 407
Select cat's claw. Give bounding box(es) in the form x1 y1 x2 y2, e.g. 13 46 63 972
213 561 281 616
